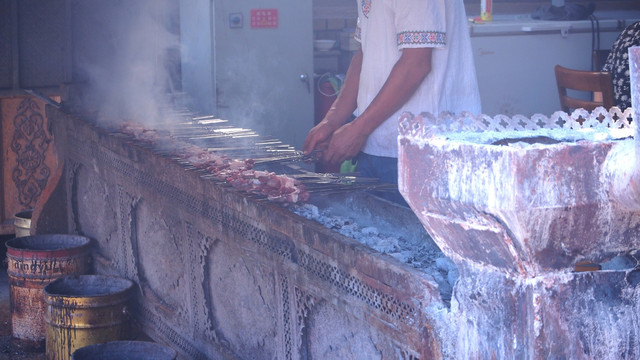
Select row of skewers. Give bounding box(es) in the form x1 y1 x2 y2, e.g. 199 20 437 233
114 115 396 203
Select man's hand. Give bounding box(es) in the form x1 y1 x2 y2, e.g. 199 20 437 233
302 120 335 156
303 50 362 158
322 120 368 166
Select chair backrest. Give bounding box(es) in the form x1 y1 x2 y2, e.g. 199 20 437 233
554 64 615 113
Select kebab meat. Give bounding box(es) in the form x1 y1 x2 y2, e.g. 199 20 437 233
118 121 309 203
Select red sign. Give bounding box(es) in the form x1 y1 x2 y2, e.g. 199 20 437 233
250 9 278 28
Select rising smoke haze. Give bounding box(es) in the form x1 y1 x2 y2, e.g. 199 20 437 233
73 0 180 129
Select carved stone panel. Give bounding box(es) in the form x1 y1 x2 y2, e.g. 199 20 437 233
72 162 118 251
207 240 279 359
135 200 188 314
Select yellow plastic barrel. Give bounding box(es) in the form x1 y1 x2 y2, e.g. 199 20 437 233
13 209 33 238
5 234 92 348
44 275 135 360
71 341 177 360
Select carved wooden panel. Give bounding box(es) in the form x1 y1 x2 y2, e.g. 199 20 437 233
0 95 58 234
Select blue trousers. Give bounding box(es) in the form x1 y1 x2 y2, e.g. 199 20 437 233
354 152 409 207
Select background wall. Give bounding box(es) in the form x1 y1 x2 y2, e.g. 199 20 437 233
311 0 640 116
463 0 639 15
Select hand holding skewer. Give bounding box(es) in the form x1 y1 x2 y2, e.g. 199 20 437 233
301 149 324 163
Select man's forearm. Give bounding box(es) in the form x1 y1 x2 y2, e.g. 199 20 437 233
321 49 363 130
353 47 432 136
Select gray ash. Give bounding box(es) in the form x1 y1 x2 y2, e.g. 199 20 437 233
293 203 458 303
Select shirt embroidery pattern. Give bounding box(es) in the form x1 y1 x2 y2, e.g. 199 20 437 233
397 31 446 46
361 0 371 18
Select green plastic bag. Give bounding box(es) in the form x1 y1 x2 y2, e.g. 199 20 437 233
340 159 357 173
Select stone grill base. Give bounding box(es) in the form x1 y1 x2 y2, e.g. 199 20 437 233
35 108 446 360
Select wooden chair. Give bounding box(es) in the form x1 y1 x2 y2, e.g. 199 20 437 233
554 64 615 113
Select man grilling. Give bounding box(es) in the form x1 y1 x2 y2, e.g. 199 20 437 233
303 0 481 205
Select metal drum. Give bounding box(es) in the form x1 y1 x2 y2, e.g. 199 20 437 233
71 341 177 360
13 209 33 238
44 275 135 360
5 234 92 348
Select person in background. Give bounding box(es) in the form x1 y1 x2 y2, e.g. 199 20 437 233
303 0 481 206
603 21 640 111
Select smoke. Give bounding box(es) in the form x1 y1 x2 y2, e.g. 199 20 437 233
73 0 180 128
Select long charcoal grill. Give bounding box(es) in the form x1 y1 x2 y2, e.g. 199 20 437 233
35 106 449 359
